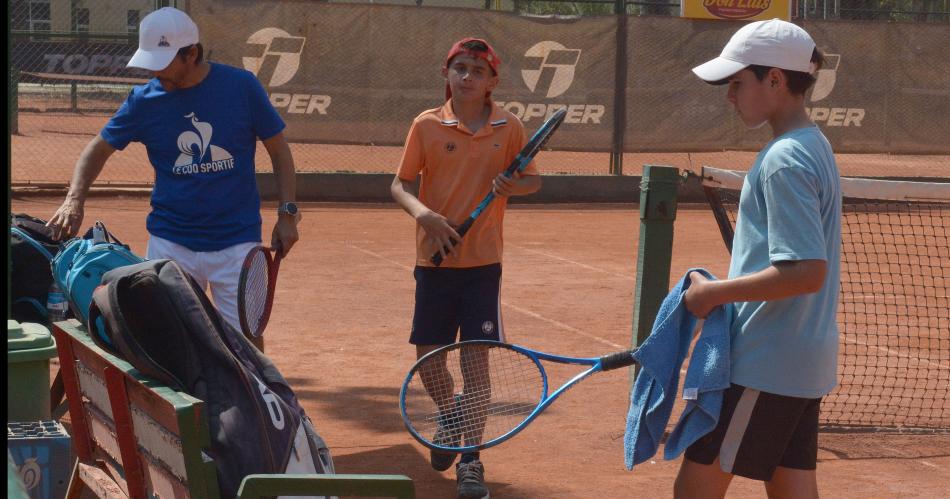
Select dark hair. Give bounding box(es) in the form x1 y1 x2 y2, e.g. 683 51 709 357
176 43 204 64
747 48 825 95
453 40 496 75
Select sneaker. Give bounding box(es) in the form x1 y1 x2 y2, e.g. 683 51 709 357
430 404 462 471
456 460 489 499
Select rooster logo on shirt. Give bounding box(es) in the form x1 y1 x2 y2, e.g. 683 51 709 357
173 113 235 175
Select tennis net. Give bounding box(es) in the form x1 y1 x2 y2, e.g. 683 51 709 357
700 166 949 432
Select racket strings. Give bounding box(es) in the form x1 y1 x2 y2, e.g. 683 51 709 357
405 345 544 449
242 250 270 332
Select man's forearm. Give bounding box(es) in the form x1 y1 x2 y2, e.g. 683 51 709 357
272 149 296 204
263 133 296 204
67 136 113 202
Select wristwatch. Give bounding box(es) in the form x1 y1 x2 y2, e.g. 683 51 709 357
277 202 298 217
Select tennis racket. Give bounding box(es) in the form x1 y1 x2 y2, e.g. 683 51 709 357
399 340 637 453
431 107 568 266
237 242 283 346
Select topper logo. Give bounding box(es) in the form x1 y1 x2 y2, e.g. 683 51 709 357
243 27 331 115
498 40 605 125
521 41 582 98
243 28 306 87
806 54 865 127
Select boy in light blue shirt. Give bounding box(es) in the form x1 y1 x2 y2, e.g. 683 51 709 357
679 19 841 499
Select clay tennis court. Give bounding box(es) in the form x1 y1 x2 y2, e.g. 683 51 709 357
11 194 949 498
11 110 950 182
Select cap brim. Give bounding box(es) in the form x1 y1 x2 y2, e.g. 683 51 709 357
127 48 177 71
692 57 749 84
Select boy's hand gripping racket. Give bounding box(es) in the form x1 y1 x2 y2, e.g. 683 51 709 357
399 340 638 453
431 107 568 266
237 242 283 347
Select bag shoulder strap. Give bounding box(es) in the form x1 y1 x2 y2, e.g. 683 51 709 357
11 227 55 261
89 276 184 389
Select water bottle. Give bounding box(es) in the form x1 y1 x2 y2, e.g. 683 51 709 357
92 223 106 244
46 282 68 324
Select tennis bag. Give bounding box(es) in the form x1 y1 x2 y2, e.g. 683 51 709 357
87 259 335 498
10 213 63 325
52 221 145 328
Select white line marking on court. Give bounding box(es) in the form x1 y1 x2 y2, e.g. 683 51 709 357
500 302 625 350
345 243 625 350
512 245 634 281
346 244 413 271
841 336 950 371
919 461 939 469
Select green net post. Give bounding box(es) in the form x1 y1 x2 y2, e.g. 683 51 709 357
631 165 680 383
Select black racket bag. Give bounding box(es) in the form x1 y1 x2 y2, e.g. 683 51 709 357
88 259 334 498
10 213 63 325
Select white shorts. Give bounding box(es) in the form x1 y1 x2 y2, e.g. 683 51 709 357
146 235 259 332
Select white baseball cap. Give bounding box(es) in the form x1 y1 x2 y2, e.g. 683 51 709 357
692 19 816 84
127 7 199 71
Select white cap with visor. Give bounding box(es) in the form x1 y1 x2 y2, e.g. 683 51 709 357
127 7 199 71
692 19 816 84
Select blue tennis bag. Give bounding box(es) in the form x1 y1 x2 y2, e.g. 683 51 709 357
52 221 145 329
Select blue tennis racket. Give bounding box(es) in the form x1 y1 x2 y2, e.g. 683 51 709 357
399 340 637 453
430 107 568 266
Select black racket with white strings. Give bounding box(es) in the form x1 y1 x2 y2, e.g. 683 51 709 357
431 107 568 266
399 340 638 453
237 242 283 348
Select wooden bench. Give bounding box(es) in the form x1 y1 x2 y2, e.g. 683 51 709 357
52 320 415 499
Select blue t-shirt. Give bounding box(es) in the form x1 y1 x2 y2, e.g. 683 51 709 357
101 62 285 251
729 126 842 399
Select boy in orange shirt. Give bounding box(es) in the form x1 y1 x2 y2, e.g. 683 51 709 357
391 38 541 499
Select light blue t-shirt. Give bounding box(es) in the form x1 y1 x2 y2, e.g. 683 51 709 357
729 125 842 399
101 62 285 251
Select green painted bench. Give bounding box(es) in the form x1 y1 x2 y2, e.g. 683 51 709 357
52 320 415 499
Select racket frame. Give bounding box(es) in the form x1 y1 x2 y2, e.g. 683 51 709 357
237 244 282 340
431 107 568 266
399 339 636 453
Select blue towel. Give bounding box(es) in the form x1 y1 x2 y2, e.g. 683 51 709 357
623 269 732 470
664 303 731 460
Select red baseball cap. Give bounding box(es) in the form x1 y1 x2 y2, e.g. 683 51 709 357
444 37 502 100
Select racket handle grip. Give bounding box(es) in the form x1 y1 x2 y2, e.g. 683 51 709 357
600 350 638 371
430 218 475 267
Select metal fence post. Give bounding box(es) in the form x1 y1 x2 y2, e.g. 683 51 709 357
610 0 627 175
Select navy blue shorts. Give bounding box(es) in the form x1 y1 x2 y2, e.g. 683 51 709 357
409 264 503 345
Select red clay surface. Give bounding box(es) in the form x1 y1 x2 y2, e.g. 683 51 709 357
11 111 950 182
13 195 949 499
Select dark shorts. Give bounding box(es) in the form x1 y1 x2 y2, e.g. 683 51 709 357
685 383 821 481
409 264 503 345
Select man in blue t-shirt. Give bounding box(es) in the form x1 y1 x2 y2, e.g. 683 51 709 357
47 7 300 334
677 20 841 499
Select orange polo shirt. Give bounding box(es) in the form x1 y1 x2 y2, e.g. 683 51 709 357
397 100 538 268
